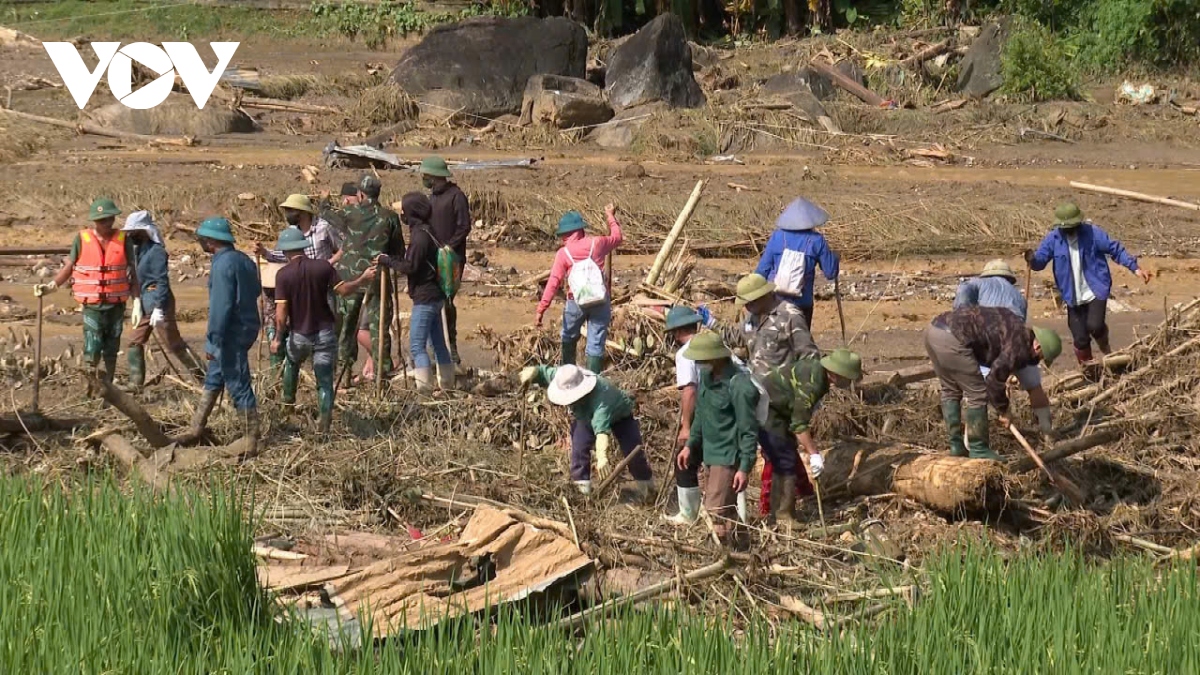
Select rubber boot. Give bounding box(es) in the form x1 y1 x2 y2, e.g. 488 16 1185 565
631 479 655 504
241 408 261 458
185 390 220 440
127 345 146 390
573 480 592 495
1074 346 1094 366
314 362 335 434
775 474 799 526
560 340 578 366
102 354 118 386
941 400 967 457
173 346 205 381
965 406 1001 461
664 486 701 525
437 364 456 391
586 354 604 374
413 367 434 392
281 358 300 405
1033 407 1054 435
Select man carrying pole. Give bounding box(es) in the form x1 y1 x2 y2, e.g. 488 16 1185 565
35 198 139 388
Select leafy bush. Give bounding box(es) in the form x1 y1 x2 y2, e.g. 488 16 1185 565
1001 18 1080 101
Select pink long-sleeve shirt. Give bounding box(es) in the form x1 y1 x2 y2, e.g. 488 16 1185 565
537 213 623 315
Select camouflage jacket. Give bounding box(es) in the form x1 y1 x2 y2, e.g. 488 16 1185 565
762 355 829 438
745 299 820 382
934 306 1038 413
335 200 404 291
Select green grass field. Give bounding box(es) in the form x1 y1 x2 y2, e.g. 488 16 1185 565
4 0 325 41
3 473 1199 673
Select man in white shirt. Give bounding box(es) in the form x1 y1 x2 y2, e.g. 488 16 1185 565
663 306 704 525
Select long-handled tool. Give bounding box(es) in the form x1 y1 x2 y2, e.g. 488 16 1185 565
1024 262 1033 301
1008 423 1086 505
31 293 43 414
834 277 848 345
375 266 388 387
803 455 827 531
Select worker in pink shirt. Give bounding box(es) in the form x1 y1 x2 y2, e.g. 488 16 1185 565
534 205 622 372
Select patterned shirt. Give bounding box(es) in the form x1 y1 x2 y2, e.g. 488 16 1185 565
335 200 404 291
745 299 820 382
263 217 341 263
933 306 1038 413
762 356 829 437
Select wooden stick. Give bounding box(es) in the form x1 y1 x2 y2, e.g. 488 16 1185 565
1113 534 1175 555
1008 430 1120 473
32 293 43 414
594 445 645 498
560 496 580 549
1070 181 1200 211
557 557 729 629
1007 424 1086 504
1087 335 1200 406
376 266 387 387
252 544 308 561
807 60 885 106
0 108 196 146
834 277 847 345
90 374 173 449
645 180 705 287
0 246 71 256
240 96 339 114
900 40 952 67
825 585 915 604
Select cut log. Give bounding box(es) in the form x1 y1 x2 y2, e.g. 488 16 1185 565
0 108 196 146
824 442 1005 514
100 434 170 492
645 180 705 287
1069 181 1200 211
239 96 339 114
1008 430 1121 473
901 40 953 68
90 374 173 449
807 61 884 106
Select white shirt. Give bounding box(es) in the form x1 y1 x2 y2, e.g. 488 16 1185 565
1066 232 1096 305
675 336 701 389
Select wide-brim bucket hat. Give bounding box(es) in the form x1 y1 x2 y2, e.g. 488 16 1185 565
775 197 829 232
196 216 236 243
276 226 311 252
547 364 598 406
88 198 121 221
420 156 452 178
279 194 315 214
665 306 703 331
120 210 162 244
820 348 863 381
735 273 776 306
683 331 731 361
1054 202 1084 227
556 211 587 236
1032 326 1062 366
980 259 1016 280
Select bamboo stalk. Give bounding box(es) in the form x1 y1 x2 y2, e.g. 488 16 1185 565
594 446 645 498
645 180 705 287
1070 181 1200 211
557 557 729 629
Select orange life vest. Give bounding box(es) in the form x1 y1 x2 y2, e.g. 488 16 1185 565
73 229 131 305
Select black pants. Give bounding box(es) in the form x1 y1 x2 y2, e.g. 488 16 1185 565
1067 300 1109 352
675 444 703 489
444 294 459 362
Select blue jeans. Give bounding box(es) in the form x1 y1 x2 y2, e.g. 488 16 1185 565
410 301 452 369
561 299 611 358
286 328 337 369
204 344 257 410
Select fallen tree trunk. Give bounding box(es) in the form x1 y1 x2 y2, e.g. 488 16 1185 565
90 374 173 449
0 108 197 146
824 442 1005 514
808 60 885 106
101 434 170 492
0 414 88 434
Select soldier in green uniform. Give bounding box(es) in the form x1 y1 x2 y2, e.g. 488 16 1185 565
335 175 404 382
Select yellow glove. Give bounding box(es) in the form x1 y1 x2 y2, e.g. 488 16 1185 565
595 433 611 471
130 298 144 327
519 366 538 387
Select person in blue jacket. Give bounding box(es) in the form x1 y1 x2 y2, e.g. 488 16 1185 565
754 197 840 328
181 216 263 452
1026 203 1152 366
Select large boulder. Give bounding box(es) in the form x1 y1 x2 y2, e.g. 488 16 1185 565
519 75 613 129
763 67 835 101
957 20 1009 98
391 17 587 123
587 102 667 149
605 14 705 111
86 94 256 135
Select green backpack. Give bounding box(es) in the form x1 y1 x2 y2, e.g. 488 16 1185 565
428 230 461 298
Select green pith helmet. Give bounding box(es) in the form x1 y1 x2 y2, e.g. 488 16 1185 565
196 216 236 243
735 273 775 306
419 156 452 177
276 226 311 252
1054 202 1084 228
556 211 586 236
683 331 731 361
88 198 121 221
821 348 863 381
664 306 702 331
1032 326 1062 366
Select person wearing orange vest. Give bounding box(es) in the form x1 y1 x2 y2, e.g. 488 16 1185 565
35 198 139 386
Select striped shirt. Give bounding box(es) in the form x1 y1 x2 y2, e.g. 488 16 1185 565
264 218 341 263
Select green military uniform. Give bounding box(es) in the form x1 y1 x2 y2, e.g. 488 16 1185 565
335 198 402 375
69 200 136 383
762 356 830 439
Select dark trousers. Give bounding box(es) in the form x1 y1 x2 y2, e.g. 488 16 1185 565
570 417 652 482
758 429 800 476
203 344 256 411
675 443 703 489
444 293 460 362
1067 300 1109 352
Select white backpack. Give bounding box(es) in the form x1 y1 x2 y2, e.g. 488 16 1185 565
773 234 808 296
565 240 608 308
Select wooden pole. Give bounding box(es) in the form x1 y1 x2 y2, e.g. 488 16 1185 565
31 293 43 414
556 556 729 629
1008 430 1121 473
807 60 885 106
645 180 705 287
256 254 265 369
834 277 848 345
594 445 645 498
1007 424 1086 504
1069 181 1200 211
376 266 387 387
0 246 71 256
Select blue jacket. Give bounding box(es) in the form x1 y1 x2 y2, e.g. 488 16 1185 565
953 276 1027 320
754 230 840 307
1029 223 1139 306
206 246 261 354
133 241 171 314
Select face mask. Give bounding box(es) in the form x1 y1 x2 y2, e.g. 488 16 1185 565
422 176 435 189
697 364 714 378
284 212 302 226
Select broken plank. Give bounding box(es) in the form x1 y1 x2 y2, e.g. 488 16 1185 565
807 60 884 107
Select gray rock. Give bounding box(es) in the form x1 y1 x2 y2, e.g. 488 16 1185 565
957 20 1009 98
605 14 705 111
762 67 835 101
835 59 867 89
519 74 613 129
587 102 666 149
87 94 256 135
392 17 587 123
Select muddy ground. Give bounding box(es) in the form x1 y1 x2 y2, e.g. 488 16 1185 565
1 31 1199 610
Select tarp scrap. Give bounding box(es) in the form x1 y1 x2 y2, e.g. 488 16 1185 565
321 142 537 171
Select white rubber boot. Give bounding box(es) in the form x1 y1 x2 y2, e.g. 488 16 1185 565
736 491 748 523
664 486 701 525
573 480 592 495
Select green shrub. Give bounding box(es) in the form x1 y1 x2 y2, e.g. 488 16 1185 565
1001 19 1080 101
